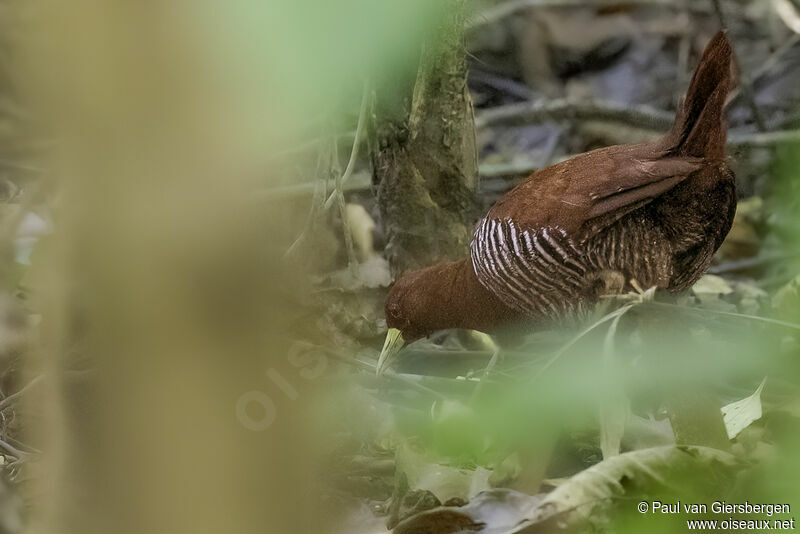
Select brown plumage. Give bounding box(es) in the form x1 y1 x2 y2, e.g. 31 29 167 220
380 31 736 369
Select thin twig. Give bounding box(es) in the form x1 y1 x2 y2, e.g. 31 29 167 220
0 375 44 412
469 345 502 405
469 70 533 101
266 131 356 162
252 171 370 201
323 80 371 211
4 435 41 455
753 34 800 81
602 312 625 362
283 148 329 260
0 439 30 460
278 82 370 267
331 133 359 272
325 81 371 273
729 33 800 106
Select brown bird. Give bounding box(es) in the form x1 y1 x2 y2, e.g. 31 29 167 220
378 31 736 373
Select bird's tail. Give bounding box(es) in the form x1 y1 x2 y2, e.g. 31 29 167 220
663 30 733 160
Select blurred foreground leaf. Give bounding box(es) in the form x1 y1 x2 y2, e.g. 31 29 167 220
394 489 541 534
773 274 800 315
396 445 492 504
721 378 767 440
692 274 734 298
392 446 742 534
511 446 742 533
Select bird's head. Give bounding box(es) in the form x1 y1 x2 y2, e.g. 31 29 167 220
376 258 520 375
377 269 432 375
377 261 464 375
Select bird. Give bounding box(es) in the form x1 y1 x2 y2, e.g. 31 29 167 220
378 31 736 374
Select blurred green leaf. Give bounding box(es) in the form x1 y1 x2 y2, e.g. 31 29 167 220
773 274 800 315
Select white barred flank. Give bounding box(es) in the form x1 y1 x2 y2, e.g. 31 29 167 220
470 218 585 317
470 215 678 318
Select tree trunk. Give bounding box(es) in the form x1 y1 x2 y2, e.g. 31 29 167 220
372 0 478 275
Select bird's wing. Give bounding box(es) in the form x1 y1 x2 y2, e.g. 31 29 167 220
487 144 703 240
572 148 704 239
470 146 702 317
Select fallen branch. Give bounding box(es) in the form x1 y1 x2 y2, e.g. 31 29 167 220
474 99 675 131
259 127 800 195
728 129 800 148
468 0 713 30
477 129 800 177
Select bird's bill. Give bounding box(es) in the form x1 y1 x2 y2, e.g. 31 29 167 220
376 328 405 375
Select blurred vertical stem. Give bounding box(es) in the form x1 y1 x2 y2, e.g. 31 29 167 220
331 132 359 272
287 81 370 270
328 80 370 273
372 0 478 274
599 312 629 459
284 146 329 261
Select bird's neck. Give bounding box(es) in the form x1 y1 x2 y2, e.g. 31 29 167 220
415 258 526 335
